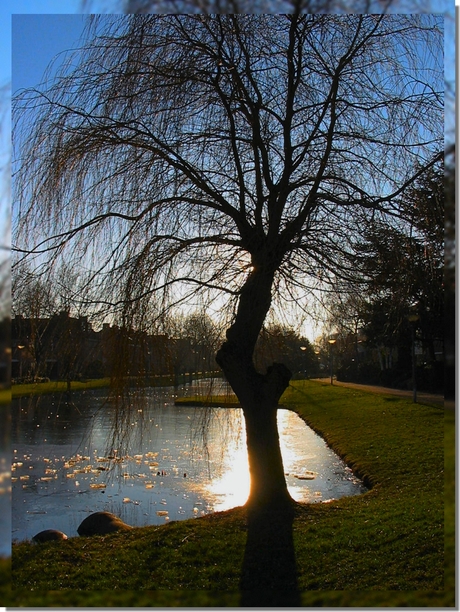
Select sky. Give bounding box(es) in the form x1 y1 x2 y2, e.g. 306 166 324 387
12 14 87 94
5 1 457 92
1 3 110 260
2 1 88 89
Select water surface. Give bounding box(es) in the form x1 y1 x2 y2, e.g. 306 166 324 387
0 453 11 555
12 382 367 542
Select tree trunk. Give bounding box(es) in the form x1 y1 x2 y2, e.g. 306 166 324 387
216 264 293 510
244 402 292 510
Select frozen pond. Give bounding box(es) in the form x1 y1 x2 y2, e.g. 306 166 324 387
0 453 11 555
12 381 367 543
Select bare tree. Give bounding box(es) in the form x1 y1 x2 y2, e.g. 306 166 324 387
0 82 10 325
12 263 57 319
85 0 451 15
13 14 443 510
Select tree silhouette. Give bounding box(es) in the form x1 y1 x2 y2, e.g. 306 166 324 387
13 14 443 512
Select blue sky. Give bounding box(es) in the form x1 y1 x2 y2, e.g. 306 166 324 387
0 2 94 259
6 2 458 82
2 2 79 87
12 14 87 94
2 1 110 89
5 2 457 94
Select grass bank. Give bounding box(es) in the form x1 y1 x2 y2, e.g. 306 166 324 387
6 380 452 607
12 378 111 399
12 372 223 399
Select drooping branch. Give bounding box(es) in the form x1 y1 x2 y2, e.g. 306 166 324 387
13 13 443 338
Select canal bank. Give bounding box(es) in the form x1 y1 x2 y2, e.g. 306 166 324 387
9 379 451 606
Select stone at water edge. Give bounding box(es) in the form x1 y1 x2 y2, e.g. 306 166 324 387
77 511 133 536
32 529 68 543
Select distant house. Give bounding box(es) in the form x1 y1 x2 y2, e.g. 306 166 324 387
12 312 95 381
11 313 201 382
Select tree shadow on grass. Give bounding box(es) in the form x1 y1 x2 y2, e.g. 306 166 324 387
239 502 301 607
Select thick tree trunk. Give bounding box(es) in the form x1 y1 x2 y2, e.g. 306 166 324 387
216 264 293 510
243 402 292 510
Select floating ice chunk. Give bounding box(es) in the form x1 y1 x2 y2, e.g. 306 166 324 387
294 471 316 480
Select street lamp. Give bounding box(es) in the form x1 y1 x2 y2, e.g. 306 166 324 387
314 349 320 378
328 338 336 385
300 346 307 379
17 345 25 380
407 313 420 403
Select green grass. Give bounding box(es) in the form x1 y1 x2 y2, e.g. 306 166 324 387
5 380 453 607
11 372 222 399
12 378 111 398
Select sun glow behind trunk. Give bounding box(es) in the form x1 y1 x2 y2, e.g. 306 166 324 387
204 408 361 511
207 435 251 510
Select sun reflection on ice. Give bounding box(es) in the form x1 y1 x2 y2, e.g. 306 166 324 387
204 409 311 510
203 409 342 510
206 427 250 511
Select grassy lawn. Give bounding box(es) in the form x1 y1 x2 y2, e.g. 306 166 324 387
4 380 453 607
12 378 111 398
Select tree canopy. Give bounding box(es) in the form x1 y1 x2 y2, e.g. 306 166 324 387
13 12 443 510
14 13 443 326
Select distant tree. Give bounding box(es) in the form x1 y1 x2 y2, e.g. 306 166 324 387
324 161 445 389
401 163 444 362
181 311 222 372
325 285 365 345
321 286 367 381
444 147 455 398
12 264 97 380
358 162 444 363
12 264 57 319
12 266 57 380
13 14 443 511
255 323 317 378
164 311 223 379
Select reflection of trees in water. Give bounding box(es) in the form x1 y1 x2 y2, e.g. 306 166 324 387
11 381 237 462
11 392 101 447
0 404 8 451
97 378 236 472
184 378 243 476
190 407 244 479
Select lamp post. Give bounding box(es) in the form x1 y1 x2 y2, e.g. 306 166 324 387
17 345 25 380
300 346 307 379
407 313 419 403
328 338 336 385
314 349 320 377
